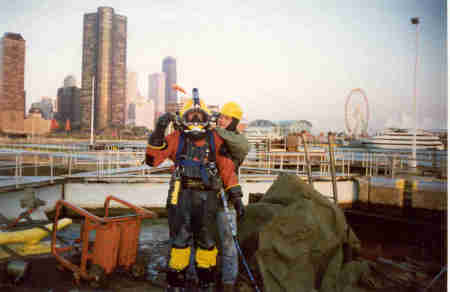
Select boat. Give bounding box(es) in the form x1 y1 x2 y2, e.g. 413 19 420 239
361 128 444 150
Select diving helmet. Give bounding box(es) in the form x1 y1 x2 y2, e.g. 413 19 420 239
179 89 211 139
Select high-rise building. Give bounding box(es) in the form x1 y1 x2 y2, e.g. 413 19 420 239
126 71 138 122
166 102 185 114
64 75 77 88
127 102 136 126
126 89 146 126
135 99 154 130
0 33 26 134
148 72 165 119
57 77 81 129
80 7 127 131
162 56 177 108
37 97 55 120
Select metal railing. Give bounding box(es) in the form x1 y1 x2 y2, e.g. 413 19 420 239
0 144 446 187
241 148 447 178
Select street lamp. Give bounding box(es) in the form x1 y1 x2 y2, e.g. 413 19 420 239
90 77 95 147
410 17 420 169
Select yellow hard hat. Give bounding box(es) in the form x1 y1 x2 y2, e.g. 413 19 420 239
220 102 243 120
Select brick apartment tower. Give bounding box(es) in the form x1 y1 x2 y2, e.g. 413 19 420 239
80 7 127 131
0 33 26 134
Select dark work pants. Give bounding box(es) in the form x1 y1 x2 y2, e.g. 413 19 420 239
167 187 218 250
166 186 218 287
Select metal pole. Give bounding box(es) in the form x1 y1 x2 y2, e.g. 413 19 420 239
301 131 313 185
90 77 95 147
219 189 261 292
328 132 338 204
68 155 72 176
34 155 38 176
31 116 34 142
50 155 54 183
411 17 420 168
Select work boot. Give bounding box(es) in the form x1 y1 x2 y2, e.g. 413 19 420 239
222 283 234 292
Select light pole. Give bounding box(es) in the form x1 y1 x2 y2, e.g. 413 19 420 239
410 17 420 169
90 77 95 147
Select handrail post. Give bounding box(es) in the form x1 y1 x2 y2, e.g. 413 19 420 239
301 131 313 185
328 132 338 204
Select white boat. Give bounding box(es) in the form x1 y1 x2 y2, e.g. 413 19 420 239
361 128 444 150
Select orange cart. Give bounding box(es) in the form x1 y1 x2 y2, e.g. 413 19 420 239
51 195 156 284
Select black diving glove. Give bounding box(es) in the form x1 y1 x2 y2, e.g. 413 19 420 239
227 186 245 221
149 112 174 146
232 197 245 221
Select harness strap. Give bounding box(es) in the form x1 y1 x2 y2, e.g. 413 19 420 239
178 159 209 185
175 132 186 164
208 131 216 163
174 130 217 187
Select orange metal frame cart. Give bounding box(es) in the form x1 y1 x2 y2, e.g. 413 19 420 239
51 195 156 282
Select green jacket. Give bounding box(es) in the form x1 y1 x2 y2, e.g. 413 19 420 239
215 127 250 171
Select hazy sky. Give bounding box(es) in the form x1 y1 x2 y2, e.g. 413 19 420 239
0 0 447 133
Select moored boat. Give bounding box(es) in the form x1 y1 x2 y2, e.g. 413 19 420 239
361 128 444 150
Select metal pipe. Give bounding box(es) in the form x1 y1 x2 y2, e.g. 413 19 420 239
328 132 338 204
219 189 261 292
301 131 313 185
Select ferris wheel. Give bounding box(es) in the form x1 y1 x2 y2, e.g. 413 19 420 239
345 88 369 137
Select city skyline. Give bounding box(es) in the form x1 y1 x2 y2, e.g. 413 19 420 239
0 0 447 133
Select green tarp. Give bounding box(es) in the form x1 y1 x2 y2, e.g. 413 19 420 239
239 174 371 292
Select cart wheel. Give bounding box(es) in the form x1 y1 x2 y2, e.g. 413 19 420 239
88 264 106 287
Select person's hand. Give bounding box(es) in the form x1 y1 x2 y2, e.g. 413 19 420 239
149 113 175 146
232 197 245 221
157 112 175 129
227 185 245 221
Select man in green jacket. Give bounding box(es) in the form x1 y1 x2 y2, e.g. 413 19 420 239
215 101 250 292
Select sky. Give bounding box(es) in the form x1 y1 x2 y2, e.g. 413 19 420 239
0 0 447 133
